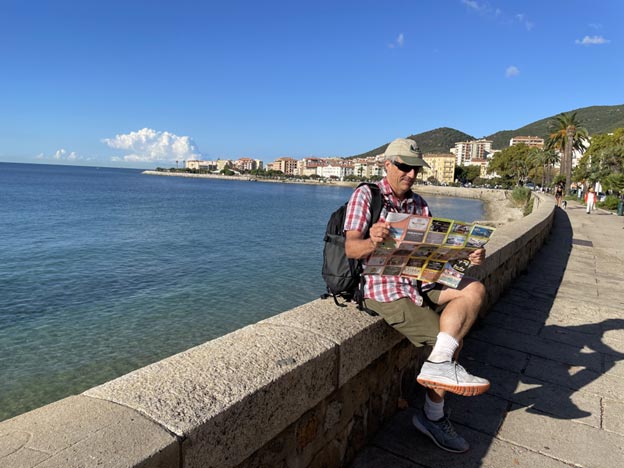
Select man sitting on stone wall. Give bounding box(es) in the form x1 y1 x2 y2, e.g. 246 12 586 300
344 138 490 453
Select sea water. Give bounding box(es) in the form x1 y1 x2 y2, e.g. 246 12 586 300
0 162 485 421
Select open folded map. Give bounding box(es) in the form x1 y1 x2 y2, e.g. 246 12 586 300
362 213 495 288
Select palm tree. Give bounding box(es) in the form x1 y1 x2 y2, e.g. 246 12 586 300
543 150 560 187
531 149 560 188
546 112 589 194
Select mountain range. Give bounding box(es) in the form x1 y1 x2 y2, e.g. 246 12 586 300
349 104 624 158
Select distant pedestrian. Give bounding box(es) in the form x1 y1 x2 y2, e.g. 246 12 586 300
554 183 564 207
585 187 597 214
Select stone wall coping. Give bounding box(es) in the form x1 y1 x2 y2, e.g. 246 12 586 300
0 191 555 468
0 395 178 468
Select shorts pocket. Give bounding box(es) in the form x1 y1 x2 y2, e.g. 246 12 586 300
383 309 406 327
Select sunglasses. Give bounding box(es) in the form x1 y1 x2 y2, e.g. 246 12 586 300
392 160 421 173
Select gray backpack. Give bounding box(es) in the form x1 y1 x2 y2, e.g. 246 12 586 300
321 183 383 312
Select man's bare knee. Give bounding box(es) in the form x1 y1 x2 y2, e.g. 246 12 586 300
464 280 486 305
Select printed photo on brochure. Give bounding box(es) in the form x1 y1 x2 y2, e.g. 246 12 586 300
363 213 495 288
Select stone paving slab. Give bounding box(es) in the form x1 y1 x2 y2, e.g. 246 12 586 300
461 339 528 374
351 410 573 468
349 202 624 468
497 405 624 468
469 326 604 371
603 398 624 436
481 311 544 335
524 355 624 401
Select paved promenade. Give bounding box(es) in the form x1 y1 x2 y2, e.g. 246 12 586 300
351 199 624 468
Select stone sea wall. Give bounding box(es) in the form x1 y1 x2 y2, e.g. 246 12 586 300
0 191 555 468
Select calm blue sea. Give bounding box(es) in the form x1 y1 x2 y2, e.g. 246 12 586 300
0 162 485 421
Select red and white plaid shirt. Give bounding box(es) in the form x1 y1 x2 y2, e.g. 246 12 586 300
344 178 432 305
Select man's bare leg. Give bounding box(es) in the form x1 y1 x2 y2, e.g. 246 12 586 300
416 279 489 396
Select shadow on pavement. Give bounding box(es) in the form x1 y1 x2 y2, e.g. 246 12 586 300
350 206 624 467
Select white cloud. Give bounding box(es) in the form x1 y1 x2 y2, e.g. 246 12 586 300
515 13 534 31
462 2 533 31
575 35 610 45
388 33 404 49
505 66 519 78
103 128 202 163
462 0 483 11
36 148 88 161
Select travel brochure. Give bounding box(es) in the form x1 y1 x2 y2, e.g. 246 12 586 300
362 213 495 288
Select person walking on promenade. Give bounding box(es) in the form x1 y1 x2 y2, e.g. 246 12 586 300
585 187 597 214
344 138 490 454
555 182 564 207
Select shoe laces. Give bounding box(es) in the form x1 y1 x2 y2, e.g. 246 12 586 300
438 415 458 438
452 361 468 379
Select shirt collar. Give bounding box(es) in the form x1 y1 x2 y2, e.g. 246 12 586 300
380 177 414 201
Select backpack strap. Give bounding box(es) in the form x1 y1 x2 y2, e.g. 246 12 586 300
356 185 438 315
353 183 383 315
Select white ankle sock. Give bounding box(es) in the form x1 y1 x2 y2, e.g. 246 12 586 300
428 332 459 363
424 393 445 421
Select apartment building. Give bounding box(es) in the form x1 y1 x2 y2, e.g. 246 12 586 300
185 160 218 171
272 157 298 175
465 159 493 179
216 159 231 171
296 158 325 177
419 153 456 185
509 136 544 148
234 157 258 171
317 161 354 180
353 159 384 178
451 139 493 165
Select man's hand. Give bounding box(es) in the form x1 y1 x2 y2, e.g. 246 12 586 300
345 221 391 259
369 221 390 246
468 248 486 265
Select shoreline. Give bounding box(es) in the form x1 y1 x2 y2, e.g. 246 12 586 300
142 171 525 225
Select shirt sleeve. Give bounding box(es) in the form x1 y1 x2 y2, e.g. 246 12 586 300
344 185 373 233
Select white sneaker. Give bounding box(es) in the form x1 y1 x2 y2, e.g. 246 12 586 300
417 360 490 396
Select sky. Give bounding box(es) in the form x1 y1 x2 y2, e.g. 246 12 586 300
1 0 623 169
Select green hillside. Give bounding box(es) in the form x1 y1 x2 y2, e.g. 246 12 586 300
486 104 624 149
350 104 624 157
349 127 474 159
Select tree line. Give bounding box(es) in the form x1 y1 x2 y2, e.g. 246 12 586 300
486 112 624 198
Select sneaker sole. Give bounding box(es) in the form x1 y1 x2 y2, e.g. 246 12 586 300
416 377 490 396
412 415 469 454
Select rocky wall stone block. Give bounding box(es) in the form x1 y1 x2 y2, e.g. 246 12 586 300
259 299 404 386
0 396 178 468
85 323 337 468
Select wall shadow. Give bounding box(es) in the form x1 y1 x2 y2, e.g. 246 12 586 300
351 206 624 467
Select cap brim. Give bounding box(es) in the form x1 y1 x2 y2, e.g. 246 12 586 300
397 155 431 169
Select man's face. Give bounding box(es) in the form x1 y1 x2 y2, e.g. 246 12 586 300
385 158 420 198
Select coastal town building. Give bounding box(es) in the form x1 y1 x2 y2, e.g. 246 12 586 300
353 160 384 179
420 153 455 185
451 139 494 165
296 158 325 177
185 160 218 171
216 159 231 171
317 161 354 180
273 157 298 175
510 136 545 148
466 158 494 179
234 157 259 171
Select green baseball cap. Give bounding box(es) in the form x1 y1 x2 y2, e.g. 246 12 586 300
384 138 430 168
